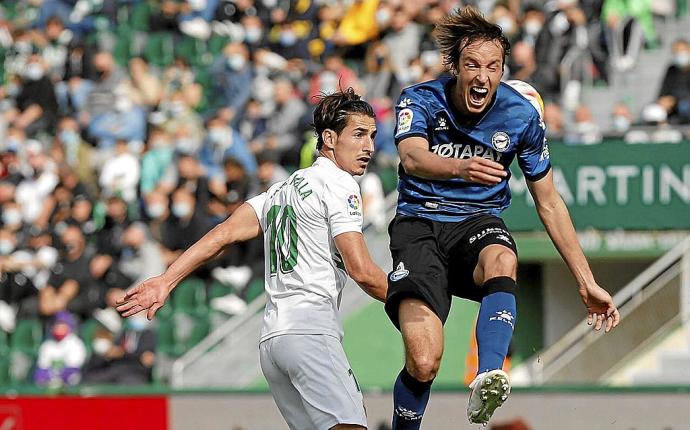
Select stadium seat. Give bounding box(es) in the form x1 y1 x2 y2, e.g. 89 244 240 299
180 315 210 353
10 318 42 355
0 330 8 355
79 318 102 354
0 358 9 386
244 279 265 303
171 277 208 315
208 280 235 300
143 32 175 68
156 317 179 357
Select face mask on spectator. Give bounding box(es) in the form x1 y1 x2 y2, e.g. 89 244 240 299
59 129 79 145
496 17 515 34
376 8 391 26
172 202 192 218
227 54 246 71
245 27 262 43
52 324 70 342
408 65 423 82
23 63 44 81
169 100 186 116
14 41 32 54
115 97 133 112
209 127 232 145
128 316 150 331
524 20 542 36
0 240 15 255
279 30 297 47
6 82 20 98
150 138 169 149
612 116 631 132
92 338 112 355
146 203 166 218
674 52 690 67
2 209 22 227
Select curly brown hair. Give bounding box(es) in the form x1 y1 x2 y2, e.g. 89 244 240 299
434 6 511 74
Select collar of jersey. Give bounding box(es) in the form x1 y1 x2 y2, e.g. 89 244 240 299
442 77 499 128
313 156 342 173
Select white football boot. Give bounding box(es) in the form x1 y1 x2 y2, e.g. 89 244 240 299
467 369 511 425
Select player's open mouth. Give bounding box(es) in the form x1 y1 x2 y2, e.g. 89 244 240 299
357 156 371 165
469 86 489 107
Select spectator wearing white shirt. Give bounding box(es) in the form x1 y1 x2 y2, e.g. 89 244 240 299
99 140 141 203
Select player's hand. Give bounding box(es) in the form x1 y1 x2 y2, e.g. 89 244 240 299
578 284 620 332
457 157 507 185
116 275 172 320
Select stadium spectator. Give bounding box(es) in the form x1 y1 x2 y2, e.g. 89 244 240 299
119 222 166 287
55 116 96 189
95 195 132 258
255 151 289 194
143 190 171 244
0 228 39 332
610 101 634 135
33 311 87 387
127 57 163 109
6 54 58 136
565 105 603 145
98 139 141 203
160 187 212 265
160 58 203 110
383 4 423 85
200 115 257 183
308 53 358 103
656 38 690 124
39 225 98 320
209 41 253 122
140 128 176 196
82 311 156 384
15 141 59 227
250 78 307 166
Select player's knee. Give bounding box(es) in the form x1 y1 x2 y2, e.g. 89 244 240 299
482 250 517 281
407 354 441 382
494 250 517 273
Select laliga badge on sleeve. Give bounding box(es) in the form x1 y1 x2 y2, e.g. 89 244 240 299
396 108 413 136
347 194 362 217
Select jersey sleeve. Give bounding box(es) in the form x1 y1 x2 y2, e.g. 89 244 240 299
517 114 551 181
322 177 363 238
246 192 267 231
394 87 431 145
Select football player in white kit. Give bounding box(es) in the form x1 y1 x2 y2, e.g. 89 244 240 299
116 88 388 430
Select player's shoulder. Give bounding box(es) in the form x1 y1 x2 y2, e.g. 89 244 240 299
497 81 541 122
398 76 452 109
307 157 359 194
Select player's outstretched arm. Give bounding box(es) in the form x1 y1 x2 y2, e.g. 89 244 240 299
526 170 620 332
398 137 507 184
334 231 388 302
116 202 262 319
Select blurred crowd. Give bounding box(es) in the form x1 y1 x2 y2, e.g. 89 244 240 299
0 0 688 387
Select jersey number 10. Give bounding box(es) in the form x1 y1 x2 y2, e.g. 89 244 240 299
267 205 299 275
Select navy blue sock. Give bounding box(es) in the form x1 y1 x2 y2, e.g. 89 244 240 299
476 277 517 374
391 368 432 430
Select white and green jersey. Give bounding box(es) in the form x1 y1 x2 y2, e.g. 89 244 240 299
247 157 364 342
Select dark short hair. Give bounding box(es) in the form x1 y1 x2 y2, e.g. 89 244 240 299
312 87 375 151
434 6 511 74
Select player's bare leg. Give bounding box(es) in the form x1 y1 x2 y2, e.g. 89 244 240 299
391 298 443 429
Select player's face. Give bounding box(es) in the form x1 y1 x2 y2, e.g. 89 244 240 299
332 114 377 176
456 39 504 116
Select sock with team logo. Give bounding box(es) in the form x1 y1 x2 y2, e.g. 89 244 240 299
392 367 432 430
476 277 517 373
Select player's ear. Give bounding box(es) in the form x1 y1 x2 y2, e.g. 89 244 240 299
323 129 336 149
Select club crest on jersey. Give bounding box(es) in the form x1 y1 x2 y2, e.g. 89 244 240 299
389 262 409 282
396 108 413 136
491 131 510 152
347 194 362 216
434 114 448 131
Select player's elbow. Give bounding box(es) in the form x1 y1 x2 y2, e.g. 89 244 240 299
400 153 420 175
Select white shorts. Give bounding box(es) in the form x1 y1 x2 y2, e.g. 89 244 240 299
259 334 367 430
